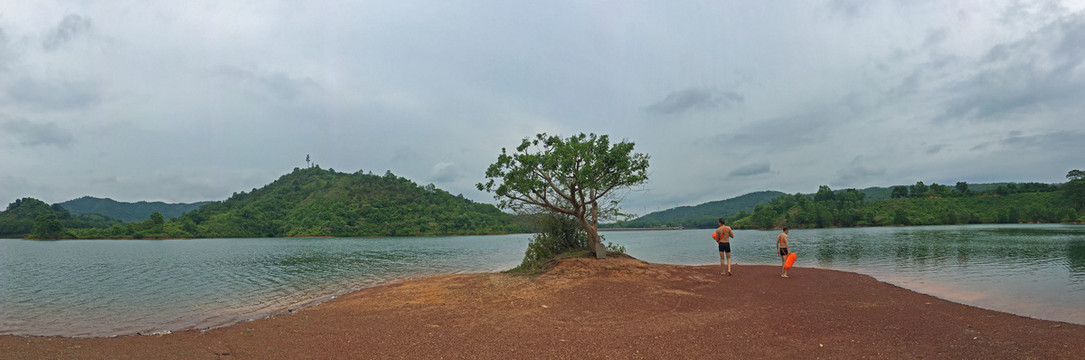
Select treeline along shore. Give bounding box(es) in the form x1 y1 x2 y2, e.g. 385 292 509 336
613 172 1085 230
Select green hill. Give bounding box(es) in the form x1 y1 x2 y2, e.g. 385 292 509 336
58 196 211 222
69 167 530 239
612 191 786 229
0 198 123 238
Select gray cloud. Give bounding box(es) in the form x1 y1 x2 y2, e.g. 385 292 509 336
6 76 102 111
834 157 886 187
827 0 870 18
728 162 772 178
1 116 74 147
0 1 1081 213
924 28 950 47
429 162 462 183
645 87 743 115
208 66 319 102
940 13 1085 122
42 14 93 52
0 27 11 71
1001 130 1084 150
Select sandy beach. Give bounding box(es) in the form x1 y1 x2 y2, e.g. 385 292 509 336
2 255 1083 359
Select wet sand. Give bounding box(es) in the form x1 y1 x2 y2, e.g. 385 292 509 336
2 255 1083 359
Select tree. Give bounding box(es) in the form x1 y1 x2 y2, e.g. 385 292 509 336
150 212 165 225
31 214 65 239
1065 170 1085 210
891 186 909 199
1068 169 1085 181
955 181 969 194
909 181 929 197
478 133 649 258
814 185 835 202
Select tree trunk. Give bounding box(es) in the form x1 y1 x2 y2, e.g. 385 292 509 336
578 216 606 259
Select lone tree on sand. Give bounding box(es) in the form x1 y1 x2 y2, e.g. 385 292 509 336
478 133 649 259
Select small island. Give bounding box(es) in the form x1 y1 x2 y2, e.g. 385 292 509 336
2 255 1082 359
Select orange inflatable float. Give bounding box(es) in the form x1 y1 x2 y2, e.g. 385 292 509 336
711 232 720 241
784 252 797 269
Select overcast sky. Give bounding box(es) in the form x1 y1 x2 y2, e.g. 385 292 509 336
2 1 1084 216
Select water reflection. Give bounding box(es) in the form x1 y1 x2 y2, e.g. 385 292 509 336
1068 238 1085 274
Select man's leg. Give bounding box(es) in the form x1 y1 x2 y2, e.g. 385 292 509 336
725 252 732 275
719 251 727 274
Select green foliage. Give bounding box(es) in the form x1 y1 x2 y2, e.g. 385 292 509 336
732 186 1080 229
30 214 67 239
478 133 649 257
508 213 590 275
1064 178 1085 210
891 186 909 199
0 197 122 238
64 167 529 239
506 212 627 275
1068 169 1085 182
58 196 210 222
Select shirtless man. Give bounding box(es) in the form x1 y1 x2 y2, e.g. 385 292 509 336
777 227 790 278
714 218 735 275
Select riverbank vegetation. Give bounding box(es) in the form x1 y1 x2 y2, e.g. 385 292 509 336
730 173 1084 229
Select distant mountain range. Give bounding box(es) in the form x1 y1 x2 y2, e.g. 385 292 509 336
611 191 786 229
611 182 1051 229
58 196 212 222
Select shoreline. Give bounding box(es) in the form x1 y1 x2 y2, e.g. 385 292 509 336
3 257 1083 359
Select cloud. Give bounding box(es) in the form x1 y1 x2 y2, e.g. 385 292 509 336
833 156 885 187
42 14 93 52
645 87 743 115
207 66 320 102
924 28 950 47
5 76 102 111
827 0 870 18
939 12 1085 122
1001 130 1085 150
728 162 772 178
0 116 74 147
429 162 462 183
0 26 11 71
926 144 947 154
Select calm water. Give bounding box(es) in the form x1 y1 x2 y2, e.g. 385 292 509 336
1 224 1083 337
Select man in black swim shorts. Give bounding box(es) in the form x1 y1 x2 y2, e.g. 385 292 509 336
777 227 790 278
715 218 734 275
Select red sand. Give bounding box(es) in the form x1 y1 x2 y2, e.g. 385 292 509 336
3 255 1083 359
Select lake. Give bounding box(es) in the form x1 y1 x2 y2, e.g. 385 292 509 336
1 224 1083 337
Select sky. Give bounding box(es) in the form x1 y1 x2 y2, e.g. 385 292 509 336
1 0 1084 217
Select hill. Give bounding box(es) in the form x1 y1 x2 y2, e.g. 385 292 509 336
58 196 211 222
612 191 786 229
0 198 123 238
69 167 530 239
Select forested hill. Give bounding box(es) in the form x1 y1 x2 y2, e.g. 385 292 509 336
58 196 211 222
611 191 786 229
69 167 530 239
0 198 122 238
